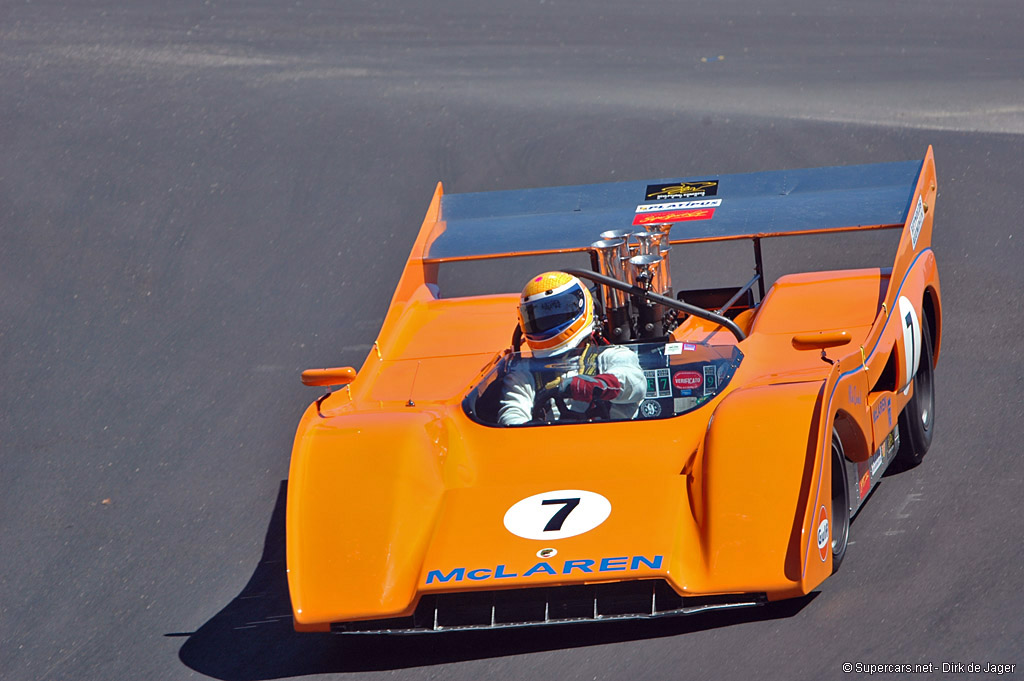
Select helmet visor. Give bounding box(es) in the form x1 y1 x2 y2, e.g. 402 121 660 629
521 287 586 340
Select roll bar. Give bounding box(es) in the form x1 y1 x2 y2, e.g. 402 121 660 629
563 268 749 342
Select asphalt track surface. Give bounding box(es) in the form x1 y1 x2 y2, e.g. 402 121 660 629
2 1 1023 679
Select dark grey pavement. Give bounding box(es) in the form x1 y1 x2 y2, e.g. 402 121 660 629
2 1 1022 679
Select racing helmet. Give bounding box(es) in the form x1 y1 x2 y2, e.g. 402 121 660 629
517 271 595 357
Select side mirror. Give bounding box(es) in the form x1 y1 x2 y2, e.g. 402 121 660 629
791 331 852 350
301 367 357 387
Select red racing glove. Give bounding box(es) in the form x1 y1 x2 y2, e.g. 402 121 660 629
564 373 622 403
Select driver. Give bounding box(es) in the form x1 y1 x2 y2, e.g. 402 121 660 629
498 271 646 426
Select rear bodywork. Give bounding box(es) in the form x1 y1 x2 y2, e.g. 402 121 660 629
286 148 941 632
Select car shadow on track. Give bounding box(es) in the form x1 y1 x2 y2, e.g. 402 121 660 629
175 481 818 681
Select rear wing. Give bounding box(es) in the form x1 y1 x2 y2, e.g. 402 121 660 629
376 149 936 355
421 149 933 263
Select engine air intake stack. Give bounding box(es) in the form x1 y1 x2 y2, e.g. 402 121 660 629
589 223 680 340
642 222 674 298
590 238 633 342
629 253 665 339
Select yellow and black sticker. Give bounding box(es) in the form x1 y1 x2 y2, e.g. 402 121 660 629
645 180 719 201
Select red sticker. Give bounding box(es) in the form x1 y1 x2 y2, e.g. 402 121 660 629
859 470 871 499
632 208 715 226
672 370 703 390
816 505 829 562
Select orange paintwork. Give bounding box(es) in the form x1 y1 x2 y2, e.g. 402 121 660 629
286 149 942 631
791 330 854 350
300 367 357 387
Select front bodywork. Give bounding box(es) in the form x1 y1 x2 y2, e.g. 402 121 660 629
286 149 941 632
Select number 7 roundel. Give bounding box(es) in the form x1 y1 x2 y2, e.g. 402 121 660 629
503 490 612 540
897 296 922 395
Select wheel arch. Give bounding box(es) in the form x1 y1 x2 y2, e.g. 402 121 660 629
833 408 869 464
828 425 851 572
922 285 941 367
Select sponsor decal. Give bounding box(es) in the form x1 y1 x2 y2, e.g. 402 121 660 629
870 448 883 476
639 399 662 418
645 180 719 201
644 368 672 398
682 343 697 351
702 364 718 396
426 555 664 585
503 490 611 540
847 384 862 405
664 342 683 356
817 505 829 562
636 199 722 213
632 208 715 226
673 370 703 391
859 469 871 499
872 395 893 427
536 548 557 559
674 397 696 412
909 195 925 249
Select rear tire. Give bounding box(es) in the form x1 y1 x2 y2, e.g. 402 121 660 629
830 428 850 573
895 314 935 469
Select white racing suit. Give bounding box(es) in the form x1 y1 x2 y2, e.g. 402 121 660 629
498 344 647 426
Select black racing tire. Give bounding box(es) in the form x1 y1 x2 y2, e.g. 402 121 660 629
895 313 935 470
830 428 850 573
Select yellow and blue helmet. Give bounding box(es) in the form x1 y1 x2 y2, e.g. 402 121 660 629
517 271 595 357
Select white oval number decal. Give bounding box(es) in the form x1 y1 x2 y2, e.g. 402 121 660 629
898 296 922 395
503 490 611 540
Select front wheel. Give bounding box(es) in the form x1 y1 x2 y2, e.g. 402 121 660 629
830 428 850 572
895 314 935 470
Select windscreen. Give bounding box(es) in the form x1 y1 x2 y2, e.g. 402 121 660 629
464 340 743 426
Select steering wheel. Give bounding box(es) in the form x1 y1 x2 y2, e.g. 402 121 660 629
531 386 611 422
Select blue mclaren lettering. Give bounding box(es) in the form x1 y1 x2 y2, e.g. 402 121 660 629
631 555 663 570
494 564 517 579
523 561 557 577
424 555 664 585
563 559 594 574
873 396 893 426
426 567 466 584
600 556 628 571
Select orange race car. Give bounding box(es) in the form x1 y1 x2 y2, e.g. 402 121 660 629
287 148 941 633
